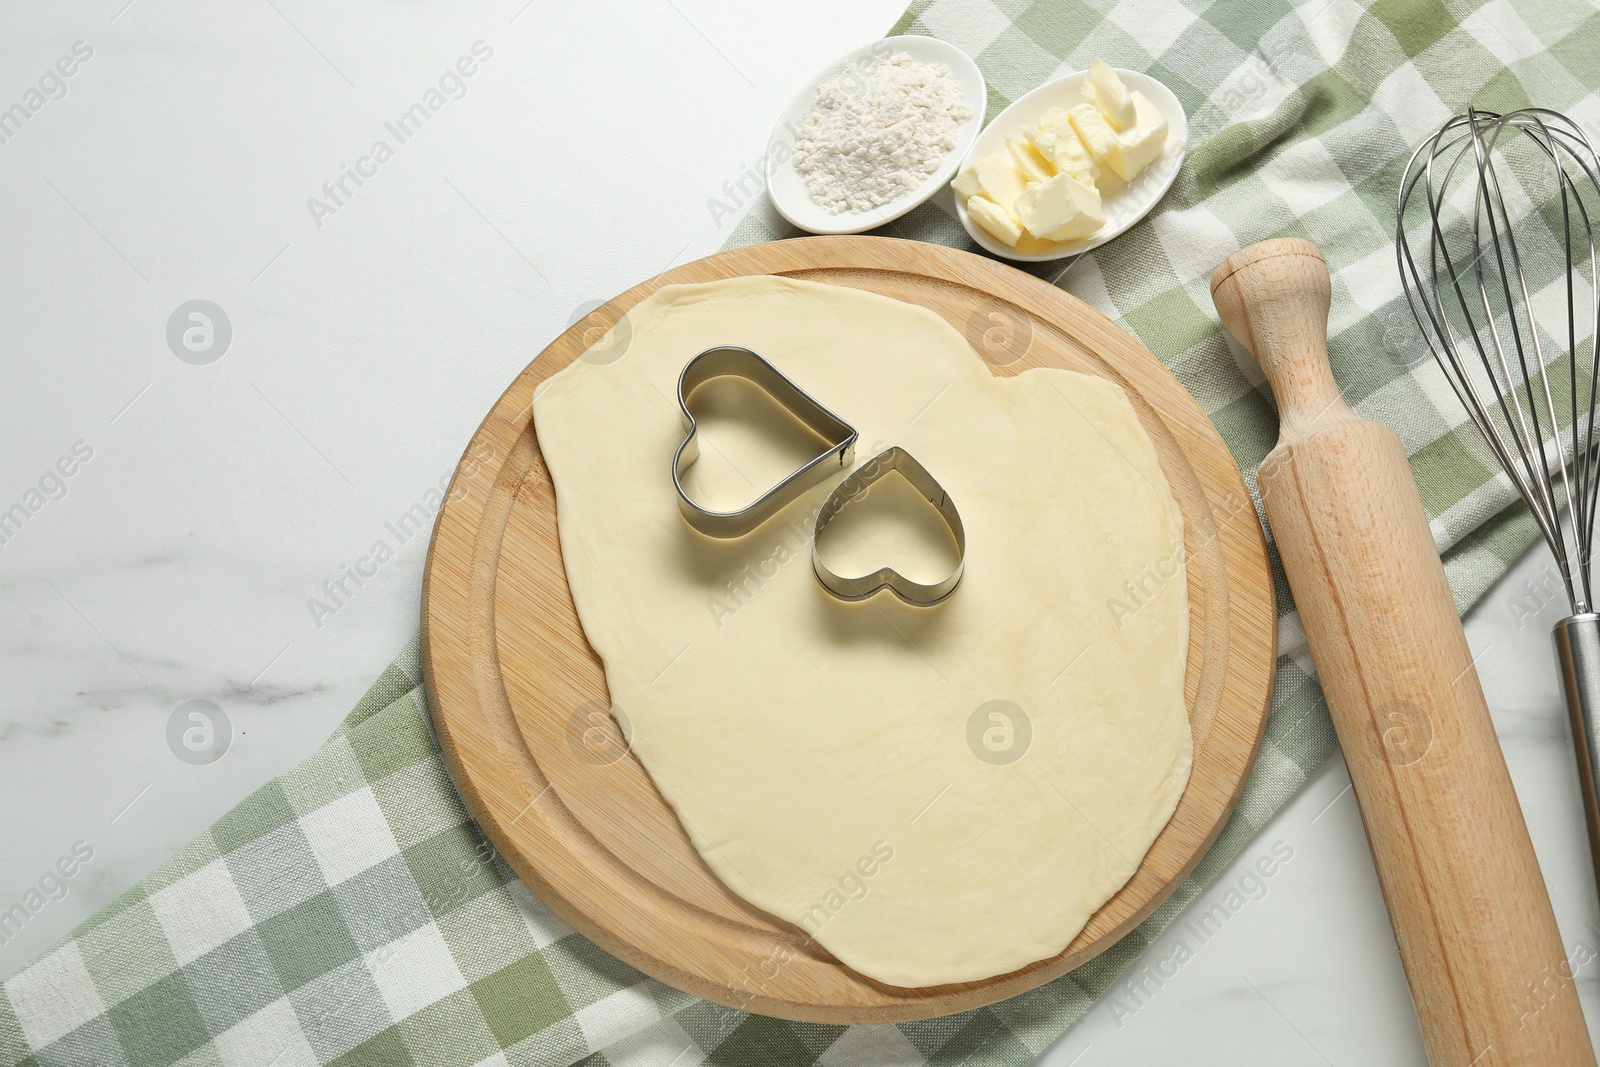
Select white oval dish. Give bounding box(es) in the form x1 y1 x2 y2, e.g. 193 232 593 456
765 35 987 236
955 69 1188 262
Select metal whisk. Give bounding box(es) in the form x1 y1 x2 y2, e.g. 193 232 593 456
1397 106 1600 892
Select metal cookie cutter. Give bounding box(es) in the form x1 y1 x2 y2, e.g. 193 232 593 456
812 446 965 606
672 346 857 538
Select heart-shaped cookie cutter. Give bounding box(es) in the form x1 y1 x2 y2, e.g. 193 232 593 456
672 346 858 538
812 446 965 606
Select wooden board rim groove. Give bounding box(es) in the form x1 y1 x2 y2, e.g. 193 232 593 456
421 235 1276 1024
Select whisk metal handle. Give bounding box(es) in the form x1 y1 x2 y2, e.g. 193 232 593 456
1556 614 1600 894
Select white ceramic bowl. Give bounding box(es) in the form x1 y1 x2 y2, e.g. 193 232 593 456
954 69 1189 262
765 35 986 236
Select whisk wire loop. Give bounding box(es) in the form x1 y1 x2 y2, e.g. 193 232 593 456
1397 107 1600 613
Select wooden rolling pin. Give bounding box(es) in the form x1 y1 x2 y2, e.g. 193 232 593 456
1211 238 1594 1065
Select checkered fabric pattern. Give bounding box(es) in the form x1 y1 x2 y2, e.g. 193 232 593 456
7 0 1599 1063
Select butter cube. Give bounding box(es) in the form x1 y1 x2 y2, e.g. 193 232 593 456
1083 60 1136 131
973 152 1027 213
1106 90 1169 181
1028 118 1098 185
1008 135 1055 183
1015 173 1104 242
1036 106 1074 133
967 195 1023 246
1066 104 1119 163
1033 107 1078 150
951 164 982 200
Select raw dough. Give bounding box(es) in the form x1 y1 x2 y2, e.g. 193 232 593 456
532 276 1189 988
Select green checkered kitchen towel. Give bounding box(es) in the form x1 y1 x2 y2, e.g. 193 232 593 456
7 0 1597 1064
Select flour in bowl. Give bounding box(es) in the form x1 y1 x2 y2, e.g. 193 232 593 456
792 52 971 215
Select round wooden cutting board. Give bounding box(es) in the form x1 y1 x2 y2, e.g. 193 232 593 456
421 236 1275 1024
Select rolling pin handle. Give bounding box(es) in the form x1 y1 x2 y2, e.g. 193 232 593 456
1211 238 1353 441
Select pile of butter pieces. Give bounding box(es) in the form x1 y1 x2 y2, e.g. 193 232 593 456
953 61 1169 246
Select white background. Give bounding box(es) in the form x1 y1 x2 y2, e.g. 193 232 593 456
1 0 1596 1063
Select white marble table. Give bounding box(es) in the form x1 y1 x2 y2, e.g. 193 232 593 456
1 1 1595 1062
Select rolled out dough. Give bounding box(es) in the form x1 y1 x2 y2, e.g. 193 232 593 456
532 276 1189 988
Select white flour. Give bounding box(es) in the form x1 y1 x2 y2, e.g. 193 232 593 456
792 53 970 215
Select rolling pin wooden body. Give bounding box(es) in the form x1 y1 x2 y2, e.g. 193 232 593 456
1211 239 1594 1065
